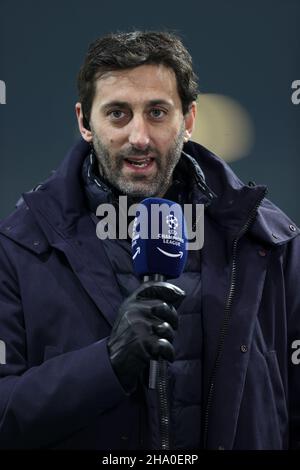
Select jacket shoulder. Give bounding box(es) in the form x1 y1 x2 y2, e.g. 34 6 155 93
184 140 300 247
253 197 300 246
0 200 49 255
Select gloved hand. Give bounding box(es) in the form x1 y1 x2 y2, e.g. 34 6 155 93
107 281 185 394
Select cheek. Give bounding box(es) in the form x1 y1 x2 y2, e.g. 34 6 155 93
155 127 180 148
94 127 118 149
105 127 128 146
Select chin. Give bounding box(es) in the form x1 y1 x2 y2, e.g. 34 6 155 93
126 191 156 200
118 184 158 199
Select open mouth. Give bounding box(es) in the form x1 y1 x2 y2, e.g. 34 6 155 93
124 157 155 169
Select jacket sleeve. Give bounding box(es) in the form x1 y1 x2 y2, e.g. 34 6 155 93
0 242 127 449
285 234 300 449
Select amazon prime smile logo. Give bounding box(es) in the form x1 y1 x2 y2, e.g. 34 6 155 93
0 80 6 104
95 196 204 251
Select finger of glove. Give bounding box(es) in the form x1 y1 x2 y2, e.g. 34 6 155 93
136 282 185 307
121 299 178 331
152 321 175 342
151 302 178 330
148 337 175 362
113 299 159 332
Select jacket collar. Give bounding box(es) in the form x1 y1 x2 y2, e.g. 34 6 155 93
81 144 216 214
3 138 298 249
184 141 299 246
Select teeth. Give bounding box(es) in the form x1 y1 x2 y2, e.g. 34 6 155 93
127 158 151 167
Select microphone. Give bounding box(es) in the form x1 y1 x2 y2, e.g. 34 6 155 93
131 197 188 388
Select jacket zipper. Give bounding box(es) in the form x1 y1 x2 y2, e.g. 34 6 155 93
203 188 267 448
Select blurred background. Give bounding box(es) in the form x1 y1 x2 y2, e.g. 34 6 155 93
0 0 299 222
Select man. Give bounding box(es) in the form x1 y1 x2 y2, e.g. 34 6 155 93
0 31 299 450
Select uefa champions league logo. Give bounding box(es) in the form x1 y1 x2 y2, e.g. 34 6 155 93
166 214 178 237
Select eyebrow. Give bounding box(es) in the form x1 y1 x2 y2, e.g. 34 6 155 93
101 99 173 111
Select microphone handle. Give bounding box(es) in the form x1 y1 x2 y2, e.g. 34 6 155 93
143 274 166 390
143 273 171 448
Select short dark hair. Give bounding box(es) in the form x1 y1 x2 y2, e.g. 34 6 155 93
77 31 199 127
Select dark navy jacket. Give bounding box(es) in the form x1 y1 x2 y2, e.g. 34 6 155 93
0 139 299 449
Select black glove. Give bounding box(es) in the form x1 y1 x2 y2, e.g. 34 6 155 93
107 281 185 394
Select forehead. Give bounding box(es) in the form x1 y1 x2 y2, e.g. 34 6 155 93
93 64 181 107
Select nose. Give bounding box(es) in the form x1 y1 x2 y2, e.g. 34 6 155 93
128 115 150 150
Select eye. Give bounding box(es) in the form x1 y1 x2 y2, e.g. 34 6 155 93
109 110 126 120
149 108 167 119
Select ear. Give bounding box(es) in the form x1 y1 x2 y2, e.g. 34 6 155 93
183 101 197 142
75 103 93 142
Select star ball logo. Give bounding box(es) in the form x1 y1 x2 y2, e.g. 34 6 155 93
0 80 6 104
166 214 179 236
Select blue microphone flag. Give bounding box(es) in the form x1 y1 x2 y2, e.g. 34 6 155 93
131 198 188 279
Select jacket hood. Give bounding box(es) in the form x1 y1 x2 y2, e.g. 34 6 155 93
0 138 298 250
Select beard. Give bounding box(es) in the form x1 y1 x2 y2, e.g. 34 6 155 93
91 123 185 200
